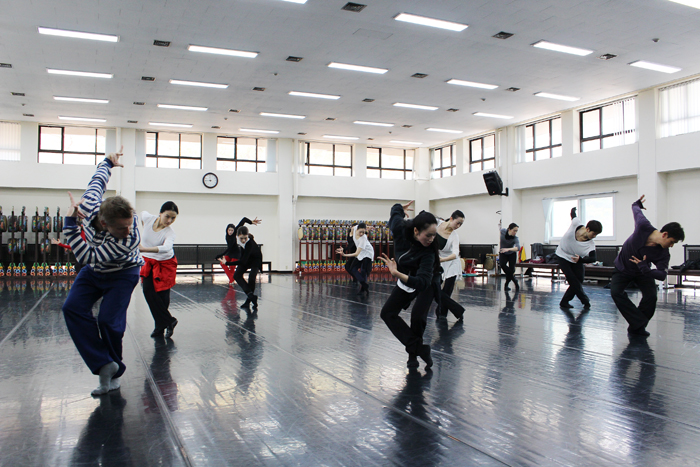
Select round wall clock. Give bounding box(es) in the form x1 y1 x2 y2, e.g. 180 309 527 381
203 172 218 189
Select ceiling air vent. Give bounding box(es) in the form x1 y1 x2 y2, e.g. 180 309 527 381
133 102 145 105
362 98 375 102
252 87 265 92
298 132 307 135
402 124 412 128
599 53 617 60
11 92 25 96
447 108 459 112
505 87 520 92
493 31 514 40
141 76 156 81
411 73 428 78
286 56 303 62
326 117 336 121
0 63 12 68
23 113 34 117
367 138 374 141
211 126 221 129
229 109 240 113
342 2 367 12
127 120 138 124
153 40 171 47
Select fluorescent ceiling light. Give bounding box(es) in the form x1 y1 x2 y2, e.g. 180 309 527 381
532 40 593 56
187 45 258 58
426 128 463 134
328 62 388 74
260 112 305 119
668 0 700 9
289 91 340 100
628 60 681 74
169 79 228 89
354 121 394 127
149 122 193 128
473 112 514 119
390 140 423 146
394 13 468 32
240 128 280 134
323 135 360 140
534 92 580 102
38 27 118 42
446 79 498 90
54 96 109 104
58 116 106 123
393 102 438 111
47 68 113 78
157 104 208 111
280 0 308 3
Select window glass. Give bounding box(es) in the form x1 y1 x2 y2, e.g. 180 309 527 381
335 167 352 177
217 137 236 159
146 132 156 155
180 134 201 159
236 161 258 172
237 138 257 161
582 110 600 139
367 148 380 167
552 199 578 238
383 170 405 180
551 118 562 146
582 197 614 237
158 157 179 169
40 127 62 151
405 150 414 171
64 127 97 153
367 168 380 178
158 133 179 157
309 143 334 165
335 145 352 166
64 153 96 165
38 152 62 164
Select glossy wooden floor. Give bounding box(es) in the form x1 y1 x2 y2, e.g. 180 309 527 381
1 272 700 467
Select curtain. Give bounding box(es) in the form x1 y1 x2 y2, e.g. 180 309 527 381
659 78 700 138
0 122 21 162
542 198 554 244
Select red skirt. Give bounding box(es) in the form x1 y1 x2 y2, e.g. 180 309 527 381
140 256 178 292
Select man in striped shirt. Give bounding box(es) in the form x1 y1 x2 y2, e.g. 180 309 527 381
62 149 144 396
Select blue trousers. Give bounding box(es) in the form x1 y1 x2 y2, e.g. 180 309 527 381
62 265 140 378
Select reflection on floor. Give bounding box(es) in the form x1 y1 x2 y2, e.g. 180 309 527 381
1 273 700 466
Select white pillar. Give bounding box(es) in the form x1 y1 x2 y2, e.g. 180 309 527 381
355 144 367 179
636 89 666 226
118 128 136 204
276 138 295 271
414 147 430 214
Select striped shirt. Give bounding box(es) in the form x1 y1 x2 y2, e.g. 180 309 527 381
63 158 143 273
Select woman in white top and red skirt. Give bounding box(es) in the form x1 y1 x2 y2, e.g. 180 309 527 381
436 210 466 320
139 202 179 338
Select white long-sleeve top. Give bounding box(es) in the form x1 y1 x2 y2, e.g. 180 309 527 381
555 217 595 263
140 211 176 261
352 225 375 261
438 220 461 279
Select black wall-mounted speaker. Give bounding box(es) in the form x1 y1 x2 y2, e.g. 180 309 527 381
483 171 508 196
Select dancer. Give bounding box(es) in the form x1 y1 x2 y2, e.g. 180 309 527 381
343 222 358 280
499 221 521 291
379 201 440 370
336 222 374 295
436 210 466 320
611 195 684 337
234 226 263 310
216 217 261 285
554 207 602 309
61 148 143 396
139 202 179 338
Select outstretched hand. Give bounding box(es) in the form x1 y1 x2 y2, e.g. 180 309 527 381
402 200 415 212
629 255 647 265
66 191 86 219
379 253 398 276
637 194 646 209
335 247 344 255
251 217 262 225
107 145 124 167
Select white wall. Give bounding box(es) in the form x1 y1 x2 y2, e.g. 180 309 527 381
665 169 700 266
430 194 501 245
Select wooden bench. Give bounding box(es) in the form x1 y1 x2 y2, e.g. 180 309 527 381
516 262 617 281
173 244 271 274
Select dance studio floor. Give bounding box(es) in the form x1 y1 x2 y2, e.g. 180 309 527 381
1 272 700 467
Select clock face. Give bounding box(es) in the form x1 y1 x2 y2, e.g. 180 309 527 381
203 172 218 188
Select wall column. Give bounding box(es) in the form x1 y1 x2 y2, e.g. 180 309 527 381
276 138 295 271
636 89 666 226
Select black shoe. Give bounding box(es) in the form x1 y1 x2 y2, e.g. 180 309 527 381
165 318 178 339
241 298 251 309
514 281 520 290
504 285 511 291
250 293 258 307
406 353 419 368
628 327 650 337
417 344 433 369
150 328 164 338
559 301 574 309
582 302 591 310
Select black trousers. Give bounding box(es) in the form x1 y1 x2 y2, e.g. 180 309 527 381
234 264 259 296
556 255 590 306
380 286 433 354
438 276 465 317
349 258 373 284
142 273 174 331
500 254 517 285
610 271 658 332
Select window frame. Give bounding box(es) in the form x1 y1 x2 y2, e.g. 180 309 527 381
37 125 106 165
579 98 636 152
146 131 202 169
432 144 456 178
216 136 267 172
304 142 353 176
549 194 616 242
366 147 414 180
524 117 562 161
468 134 496 173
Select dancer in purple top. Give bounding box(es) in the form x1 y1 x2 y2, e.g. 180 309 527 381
610 195 685 337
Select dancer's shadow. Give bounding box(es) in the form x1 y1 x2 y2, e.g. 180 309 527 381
385 370 440 467
226 310 264 395
70 392 133 466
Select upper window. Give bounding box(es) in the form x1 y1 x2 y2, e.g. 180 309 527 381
659 78 700 138
367 147 414 180
468 134 496 172
304 142 352 176
38 125 106 165
0 122 21 162
432 144 455 178
524 117 562 162
549 195 614 240
217 137 267 172
146 132 202 169
580 98 636 152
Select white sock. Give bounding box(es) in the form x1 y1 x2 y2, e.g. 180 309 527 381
91 362 118 396
108 377 121 391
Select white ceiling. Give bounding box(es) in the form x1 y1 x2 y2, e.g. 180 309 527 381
1 0 700 148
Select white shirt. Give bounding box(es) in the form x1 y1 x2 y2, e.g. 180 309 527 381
353 226 375 261
140 211 176 261
555 217 595 263
437 220 461 279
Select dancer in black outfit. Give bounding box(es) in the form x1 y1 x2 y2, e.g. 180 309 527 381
499 221 520 291
216 217 261 285
343 222 358 280
379 201 441 370
234 226 263 310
